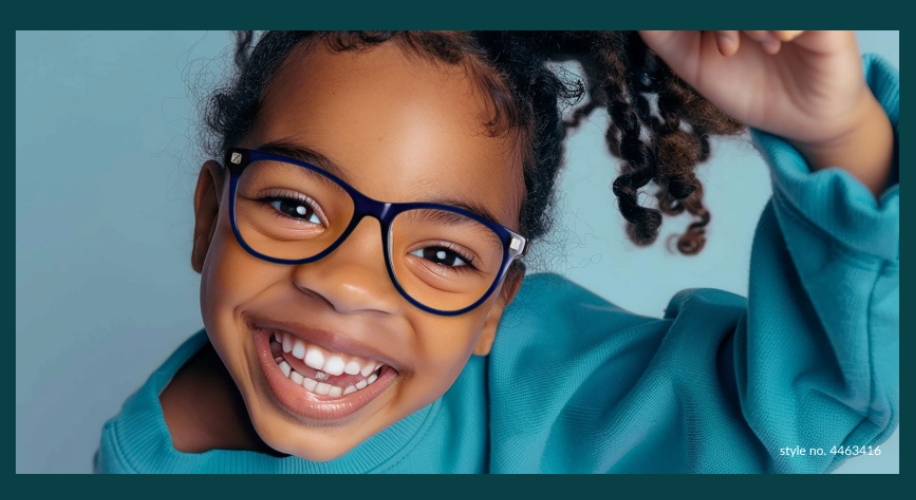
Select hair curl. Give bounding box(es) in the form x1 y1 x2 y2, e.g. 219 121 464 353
202 31 744 257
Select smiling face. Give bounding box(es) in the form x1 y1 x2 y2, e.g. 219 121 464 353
191 40 526 461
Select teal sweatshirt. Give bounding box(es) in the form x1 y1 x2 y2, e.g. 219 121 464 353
95 55 899 473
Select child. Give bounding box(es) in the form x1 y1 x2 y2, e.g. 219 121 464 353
95 31 899 473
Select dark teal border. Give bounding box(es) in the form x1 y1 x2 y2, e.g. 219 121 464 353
9 0 905 492
5 0 906 29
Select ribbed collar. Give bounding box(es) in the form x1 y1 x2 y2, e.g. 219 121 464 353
110 330 441 473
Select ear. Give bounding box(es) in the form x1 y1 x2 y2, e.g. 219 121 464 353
472 263 525 356
191 161 225 274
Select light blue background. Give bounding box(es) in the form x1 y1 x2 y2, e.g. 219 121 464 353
15 31 899 473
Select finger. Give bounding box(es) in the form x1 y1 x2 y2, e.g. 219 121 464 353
744 30 773 44
715 30 740 57
638 30 704 68
639 30 708 82
743 30 782 54
639 30 695 53
773 30 805 42
778 31 857 54
761 37 782 54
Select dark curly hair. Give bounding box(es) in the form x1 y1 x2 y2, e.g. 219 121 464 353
202 31 744 258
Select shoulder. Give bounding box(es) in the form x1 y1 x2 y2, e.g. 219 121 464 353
96 330 209 473
485 275 749 472
489 273 670 397
159 337 276 455
496 275 748 369
494 273 665 356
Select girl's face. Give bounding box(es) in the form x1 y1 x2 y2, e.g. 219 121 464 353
192 41 525 461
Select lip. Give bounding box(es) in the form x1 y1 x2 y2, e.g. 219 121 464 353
249 317 403 373
254 327 399 421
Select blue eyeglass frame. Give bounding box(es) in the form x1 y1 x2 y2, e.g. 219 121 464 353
223 147 528 316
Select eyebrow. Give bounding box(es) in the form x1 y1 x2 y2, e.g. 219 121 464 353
407 209 506 247
256 141 350 182
255 140 508 228
429 199 504 228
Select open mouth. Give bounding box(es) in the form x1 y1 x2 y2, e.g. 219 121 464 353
270 331 387 397
253 326 399 421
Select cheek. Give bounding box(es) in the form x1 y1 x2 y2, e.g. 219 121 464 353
200 220 281 333
408 311 489 386
392 312 490 424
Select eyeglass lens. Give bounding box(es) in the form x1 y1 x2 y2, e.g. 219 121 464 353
233 158 506 312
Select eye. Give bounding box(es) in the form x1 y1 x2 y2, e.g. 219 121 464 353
265 196 322 225
410 246 471 268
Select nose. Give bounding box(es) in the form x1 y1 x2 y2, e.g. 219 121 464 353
291 216 401 315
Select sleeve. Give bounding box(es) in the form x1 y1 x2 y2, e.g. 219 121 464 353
487 55 898 474
648 53 899 473
729 53 899 473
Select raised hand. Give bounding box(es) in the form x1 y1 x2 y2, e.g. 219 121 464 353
639 31 894 196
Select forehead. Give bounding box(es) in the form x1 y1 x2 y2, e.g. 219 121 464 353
242 40 525 228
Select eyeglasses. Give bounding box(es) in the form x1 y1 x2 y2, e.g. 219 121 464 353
224 147 528 316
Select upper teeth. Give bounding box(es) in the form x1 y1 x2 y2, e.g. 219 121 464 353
279 331 384 376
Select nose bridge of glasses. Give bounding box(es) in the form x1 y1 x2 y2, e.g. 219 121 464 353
338 209 389 255
291 217 403 315
349 188 394 225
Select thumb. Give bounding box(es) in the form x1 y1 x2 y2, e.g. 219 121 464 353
638 30 700 60
638 30 707 83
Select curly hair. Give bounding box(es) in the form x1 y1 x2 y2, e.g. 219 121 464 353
202 31 744 257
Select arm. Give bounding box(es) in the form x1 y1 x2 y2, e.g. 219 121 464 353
789 89 893 196
487 33 897 473
640 31 899 472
